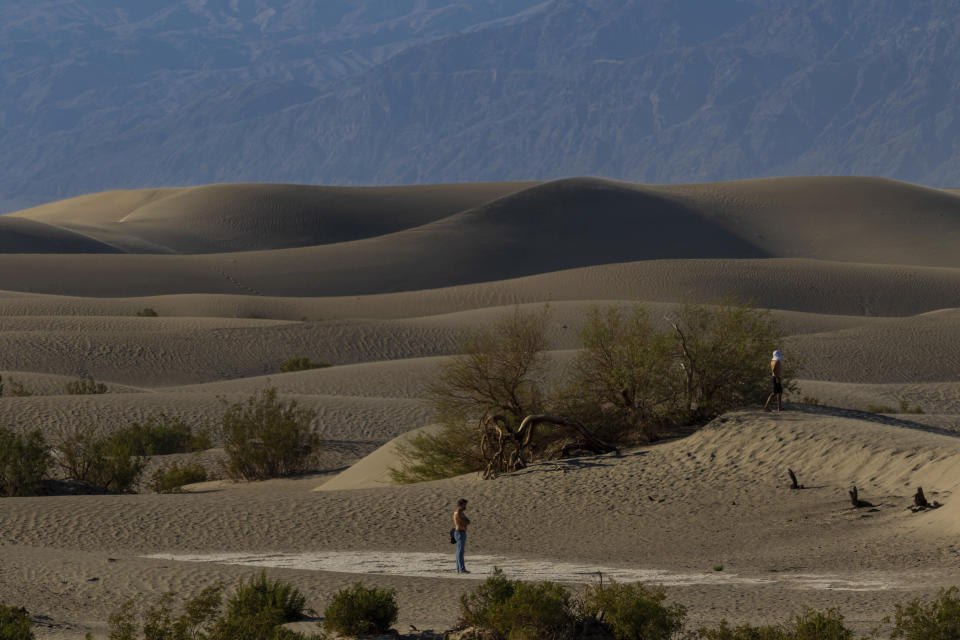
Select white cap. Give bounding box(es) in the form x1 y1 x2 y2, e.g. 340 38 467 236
772 350 782 361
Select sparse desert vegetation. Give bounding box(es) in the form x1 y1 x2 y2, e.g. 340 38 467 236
65 376 108 395
103 572 313 640
393 301 785 482
0 416 214 496
0 603 34 640
322 582 399 637
149 461 208 494
279 357 331 373
0 427 49 497
220 388 321 481
4 576 956 640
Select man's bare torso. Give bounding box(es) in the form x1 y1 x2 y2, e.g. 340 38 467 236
453 508 470 531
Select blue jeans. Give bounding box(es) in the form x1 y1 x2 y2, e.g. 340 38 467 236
454 530 467 572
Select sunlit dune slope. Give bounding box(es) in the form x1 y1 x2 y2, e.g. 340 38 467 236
8 182 535 253
0 216 121 253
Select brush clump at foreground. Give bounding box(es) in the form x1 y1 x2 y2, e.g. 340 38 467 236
59 572 960 640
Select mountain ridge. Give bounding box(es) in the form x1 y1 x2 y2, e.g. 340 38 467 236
4 1 960 210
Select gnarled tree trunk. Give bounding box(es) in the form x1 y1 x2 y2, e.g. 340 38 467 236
480 413 618 479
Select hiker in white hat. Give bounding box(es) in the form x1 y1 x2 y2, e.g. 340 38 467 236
764 350 783 412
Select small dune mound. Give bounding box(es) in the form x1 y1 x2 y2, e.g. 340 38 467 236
684 408 960 532
314 424 443 492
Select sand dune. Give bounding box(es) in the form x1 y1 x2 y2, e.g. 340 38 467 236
2 256 960 315
314 424 441 492
3 176 960 299
796 380 960 418
2 302 959 390
3 176 960 638
3 410 960 637
0 216 121 253
9 182 534 253
8 176 960 266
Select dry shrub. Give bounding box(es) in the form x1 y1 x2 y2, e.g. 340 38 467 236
0 427 50 497
52 423 146 493
0 603 35 640
150 461 207 493
583 580 687 640
65 376 108 395
323 583 398 637
220 388 321 480
279 357 330 373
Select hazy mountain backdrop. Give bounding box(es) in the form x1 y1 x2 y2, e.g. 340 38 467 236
3 0 960 212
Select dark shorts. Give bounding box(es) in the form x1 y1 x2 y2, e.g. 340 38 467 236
771 376 783 394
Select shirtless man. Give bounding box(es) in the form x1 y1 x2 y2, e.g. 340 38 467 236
453 498 470 574
764 349 783 412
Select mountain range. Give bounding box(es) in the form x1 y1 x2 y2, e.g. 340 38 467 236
3 0 960 212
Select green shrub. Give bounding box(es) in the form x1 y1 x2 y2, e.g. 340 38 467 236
0 603 34 640
115 416 211 456
0 373 33 397
699 608 853 640
220 388 321 481
322 582 398 637
135 307 159 317
583 581 687 640
53 424 146 493
485 581 574 640
789 609 854 640
66 376 108 395
106 578 317 640
93 436 147 493
0 428 50 497
226 571 307 623
459 568 576 640
391 307 550 482
109 586 222 640
562 305 679 442
150 462 207 493
8 381 32 398
279 358 330 373
888 586 960 639
699 620 786 640
459 568 517 629
396 301 788 483
669 301 787 422
389 421 483 483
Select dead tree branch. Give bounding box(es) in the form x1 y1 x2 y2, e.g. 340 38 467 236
479 413 618 479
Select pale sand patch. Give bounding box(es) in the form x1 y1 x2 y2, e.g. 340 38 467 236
144 550 905 591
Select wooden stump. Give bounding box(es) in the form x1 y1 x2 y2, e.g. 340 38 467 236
788 468 801 490
849 485 873 508
914 487 929 508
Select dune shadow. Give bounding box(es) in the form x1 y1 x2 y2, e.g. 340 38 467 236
790 403 960 438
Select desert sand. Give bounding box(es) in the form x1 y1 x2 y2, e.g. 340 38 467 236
1 176 960 637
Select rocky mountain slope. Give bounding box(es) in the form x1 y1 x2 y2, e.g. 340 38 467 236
3 0 960 211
